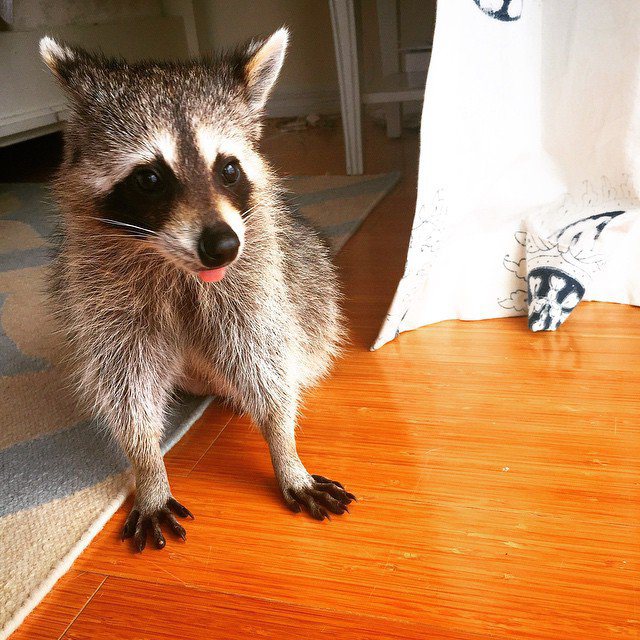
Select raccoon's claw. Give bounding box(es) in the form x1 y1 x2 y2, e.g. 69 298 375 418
167 497 194 519
122 509 139 540
122 497 193 552
285 475 355 520
311 475 357 502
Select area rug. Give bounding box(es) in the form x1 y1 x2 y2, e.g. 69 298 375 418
0 171 399 639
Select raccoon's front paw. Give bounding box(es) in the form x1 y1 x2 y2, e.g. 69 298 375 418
122 497 194 552
283 474 356 520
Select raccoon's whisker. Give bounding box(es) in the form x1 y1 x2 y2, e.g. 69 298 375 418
88 230 155 241
94 234 152 242
91 229 152 238
240 203 260 218
91 217 160 237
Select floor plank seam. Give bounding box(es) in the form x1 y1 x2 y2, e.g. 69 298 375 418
58 574 108 640
184 413 235 477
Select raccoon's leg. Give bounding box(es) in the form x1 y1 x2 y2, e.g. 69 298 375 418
264 404 356 520
229 362 355 520
83 339 192 551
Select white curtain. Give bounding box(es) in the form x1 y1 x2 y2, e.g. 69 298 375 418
374 0 640 350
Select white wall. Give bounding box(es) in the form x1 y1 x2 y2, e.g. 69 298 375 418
8 0 164 30
192 0 340 117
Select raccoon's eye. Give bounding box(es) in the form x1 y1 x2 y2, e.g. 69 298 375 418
133 168 164 193
220 161 241 186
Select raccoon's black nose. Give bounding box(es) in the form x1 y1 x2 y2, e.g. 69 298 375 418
197 223 240 268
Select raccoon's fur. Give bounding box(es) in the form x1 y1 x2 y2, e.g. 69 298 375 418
40 29 354 552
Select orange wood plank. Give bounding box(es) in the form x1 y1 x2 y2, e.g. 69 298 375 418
70 481 639 639
71 414 640 640
9 570 105 640
63 576 481 640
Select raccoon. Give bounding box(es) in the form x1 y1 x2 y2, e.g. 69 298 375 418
40 29 354 552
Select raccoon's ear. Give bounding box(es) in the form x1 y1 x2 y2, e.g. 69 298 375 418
242 27 289 112
39 36 85 89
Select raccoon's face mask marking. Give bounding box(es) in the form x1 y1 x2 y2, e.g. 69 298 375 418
40 28 289 282
97 150 251 279
101 158 182 234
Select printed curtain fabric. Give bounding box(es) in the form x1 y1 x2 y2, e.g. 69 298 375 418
373 0 640 349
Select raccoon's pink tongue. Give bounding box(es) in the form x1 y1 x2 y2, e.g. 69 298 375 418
198 267 227 283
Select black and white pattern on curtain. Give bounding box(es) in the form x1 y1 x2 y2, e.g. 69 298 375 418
500 210 627 331
526 211 626 331
499 232 528 314
527 268 585 332
473 0 523 21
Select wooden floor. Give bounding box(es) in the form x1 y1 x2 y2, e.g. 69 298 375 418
12 120 640 639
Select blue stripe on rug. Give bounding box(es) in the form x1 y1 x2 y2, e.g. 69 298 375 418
0 293 50 376
0 246 50 272
0 183 57 237
286 172 400 208
321 218 364 238
0 421 126 517
0 395 210 517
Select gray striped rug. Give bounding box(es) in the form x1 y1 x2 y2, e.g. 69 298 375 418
0 171 399 639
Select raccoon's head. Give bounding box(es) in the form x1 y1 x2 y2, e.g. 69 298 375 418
40 30 289 282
